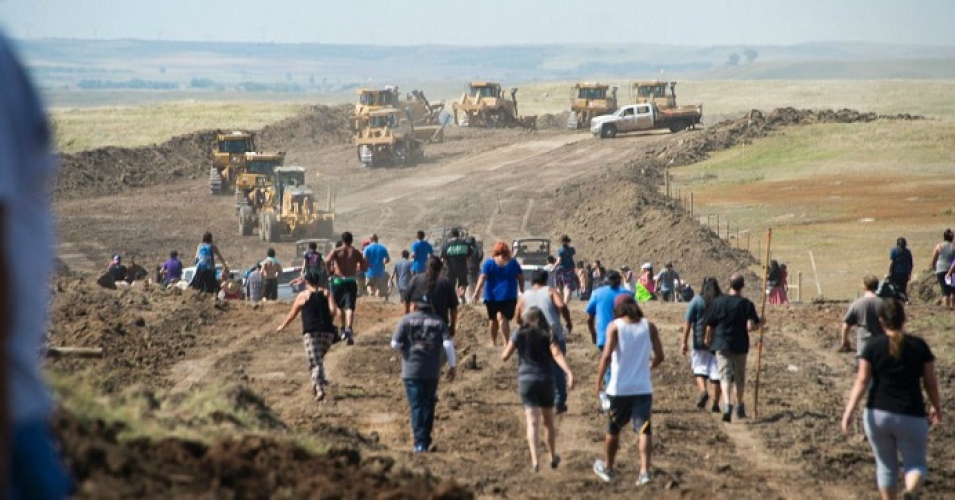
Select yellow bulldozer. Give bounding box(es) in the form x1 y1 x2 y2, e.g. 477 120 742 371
210 130 285 195
354 108 426 169
452 81 536 129
567 83 618 130
236 166 335 242
354 86 446 142
631 80 683 109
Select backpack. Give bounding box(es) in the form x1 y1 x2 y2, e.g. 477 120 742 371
680 284 695 302
876 279 906 301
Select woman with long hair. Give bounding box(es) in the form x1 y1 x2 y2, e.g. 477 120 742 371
842 298 942 500
276 272 340 402
402 255 459 334
190 231 227 294
681 277 723 412
767 260 785 305
471 241 524 346
501 307 574 472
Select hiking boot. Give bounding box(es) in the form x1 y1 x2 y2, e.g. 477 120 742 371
637 472 652 486
712 401 721 413
343 328 355 346
556 404 568 415
722 404 733 423
736 404 747 419
550 455 561 470
695 391 709 409
593 460 615 483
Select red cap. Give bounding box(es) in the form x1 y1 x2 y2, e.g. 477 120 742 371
614 293 636 307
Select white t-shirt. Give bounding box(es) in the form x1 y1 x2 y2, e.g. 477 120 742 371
606 318 653 397
0 34 57 424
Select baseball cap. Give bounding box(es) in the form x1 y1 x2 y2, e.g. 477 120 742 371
614 293 636 308
112 254 121 262
641 262 652 270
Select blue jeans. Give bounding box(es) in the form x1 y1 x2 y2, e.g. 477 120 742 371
403 378 439 449
9 420 72 500
552 337 567 408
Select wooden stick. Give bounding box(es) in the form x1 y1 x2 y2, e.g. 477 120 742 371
754 227 772 419
46 347 104 359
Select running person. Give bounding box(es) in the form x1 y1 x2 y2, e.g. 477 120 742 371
471 241 524 346
681 277 722 413
517 269 574 414
391 250 414 305
190 232 227 294
260 247 282 301
410 230 433 275
440 228 472 301
593 295 665 486
502 307 574 472
842 298 942 500
275 273 339 401
555 235 579 303
302 241 328 287
930 228 955 309
363 234 391 299
326 231 365 344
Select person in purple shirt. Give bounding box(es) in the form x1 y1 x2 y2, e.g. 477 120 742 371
160 250 183 286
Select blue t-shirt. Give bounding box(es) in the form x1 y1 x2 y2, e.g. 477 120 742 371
363 242 390 278
195 243 214 270
410 240 433 274
481 258 523 302
585 285 630 348
557 245 575 269
889 247 913 276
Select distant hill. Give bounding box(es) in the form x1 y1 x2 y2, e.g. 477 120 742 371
14 38 955 100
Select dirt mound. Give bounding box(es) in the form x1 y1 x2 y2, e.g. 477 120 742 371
54 410 471 499
534 111 572 130
49 278 222 393
910 269 942 304
55 104 352 201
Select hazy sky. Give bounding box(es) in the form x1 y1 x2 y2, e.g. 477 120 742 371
1 0 953 46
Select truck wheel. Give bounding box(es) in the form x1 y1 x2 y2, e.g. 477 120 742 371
601 124 617 139
209 168 223 195
669 121 687 133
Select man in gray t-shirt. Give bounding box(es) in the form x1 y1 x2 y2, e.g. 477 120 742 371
391 301 456 452
840 275 885 357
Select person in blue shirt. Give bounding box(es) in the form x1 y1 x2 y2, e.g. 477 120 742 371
586 270 631 386
471 241 524 346
363 234 391 300
410 230 433 275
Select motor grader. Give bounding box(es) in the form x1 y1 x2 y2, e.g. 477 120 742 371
567 83 618 130
354 108 425 168
452 82 535 129
236 166 335 242
209 130 285 195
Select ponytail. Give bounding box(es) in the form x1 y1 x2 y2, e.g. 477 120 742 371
425 256 443 293
877 298 906 359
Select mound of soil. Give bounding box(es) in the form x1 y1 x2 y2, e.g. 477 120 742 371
54 410 471 500
55 105 352 200
534 111 572 130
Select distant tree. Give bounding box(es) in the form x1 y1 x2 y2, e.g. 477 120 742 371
743 48 759 64
726 53 740 66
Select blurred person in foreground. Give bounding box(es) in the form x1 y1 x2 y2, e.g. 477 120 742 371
842 298 942 500
0 32 72 498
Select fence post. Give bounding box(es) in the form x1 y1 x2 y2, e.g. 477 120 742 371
690 192 694 217
716 214 720 238
665 169 670 198
798 271 803 303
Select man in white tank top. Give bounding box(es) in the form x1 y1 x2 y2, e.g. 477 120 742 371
593 294 664 486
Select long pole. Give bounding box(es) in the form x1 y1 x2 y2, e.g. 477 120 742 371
753 227 772 419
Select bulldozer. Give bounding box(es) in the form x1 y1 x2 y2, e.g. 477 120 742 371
354 86 446 142
567 83 618 130
354 108 425 168
630 81 683 109
452 82 536 129
209 129 285 195
237 166 335 242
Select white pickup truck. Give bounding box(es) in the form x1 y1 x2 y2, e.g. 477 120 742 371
590 102 702 138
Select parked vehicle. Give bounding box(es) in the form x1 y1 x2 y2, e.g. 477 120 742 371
590 102 702 139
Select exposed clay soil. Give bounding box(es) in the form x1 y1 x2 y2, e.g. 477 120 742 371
47 106 952 499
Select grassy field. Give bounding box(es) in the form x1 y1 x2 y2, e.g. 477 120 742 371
669 120 955 300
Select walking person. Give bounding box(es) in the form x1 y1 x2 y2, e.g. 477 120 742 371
841 298 942 500
766 260 785 305
586 270 631 388
260 247 282 301
190 232 228 294
576 261 589 300
593 295 665 486
363 234 391 300
275 272 339 402
410 230 433 275
839 275 886 356
465 236 483 304
246 263 264 303
440 228 472 302
777 263 791 304
392 297 457 453
620 265 635 292
0 31 72 498
502 307 574 472
703 273 764 422
326 231 365 345
654 263 681 302
391 250 414 306
681 277 722 413
516 270 574 414
555 235 579 303
471 241 524 346
930 228 954 309
888 238 913 300
638 263 656 299
404 256 459 336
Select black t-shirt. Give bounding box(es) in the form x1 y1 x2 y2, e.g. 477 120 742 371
862 334 935 417
403 274 460 329
108 263 127 282
705 294 759 354
301 290 335 333
442 238 473 277
467 245 484 275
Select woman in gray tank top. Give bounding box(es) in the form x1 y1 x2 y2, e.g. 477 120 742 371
931 229 955 309
516 270 574 413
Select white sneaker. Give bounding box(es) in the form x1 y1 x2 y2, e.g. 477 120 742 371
593 460 614 483
637 472 651 486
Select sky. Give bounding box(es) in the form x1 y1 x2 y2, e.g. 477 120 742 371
1 0 954 46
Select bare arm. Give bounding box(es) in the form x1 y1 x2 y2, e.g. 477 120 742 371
471 274 487 301
596 322 618 393
551 290 573 332
703 324 714 347
517 273 524 294
841 359 872 433
587 315 596 345
839 323 853 351
212 244 227 270
514 295 525 326
276 292 308 332
501 339 517 361
326 290 338 319
923 361 943 425
931 244 941 271
681 321 692 356
550 343 574 390
648 322 664 369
